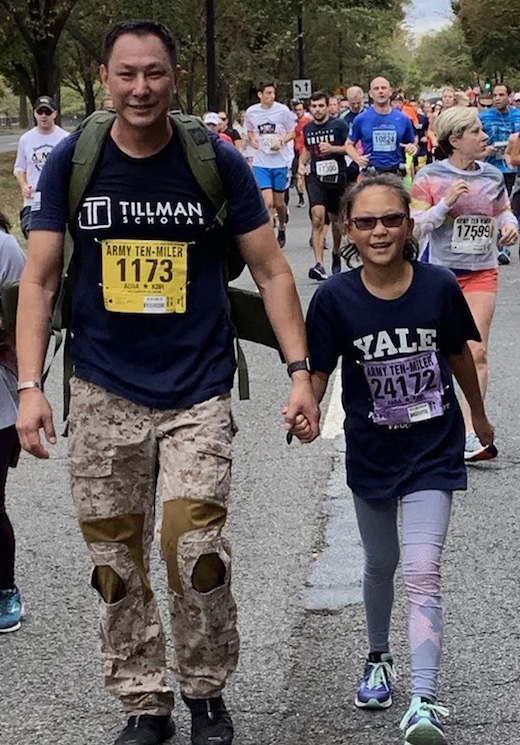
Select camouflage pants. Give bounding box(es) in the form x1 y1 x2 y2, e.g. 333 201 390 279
68 377 239 715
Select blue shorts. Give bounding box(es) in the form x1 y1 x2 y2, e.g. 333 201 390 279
253 166 288 192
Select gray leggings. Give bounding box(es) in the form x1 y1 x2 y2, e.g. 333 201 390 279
353 489 452 701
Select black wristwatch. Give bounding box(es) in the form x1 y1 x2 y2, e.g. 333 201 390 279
287 357 313 377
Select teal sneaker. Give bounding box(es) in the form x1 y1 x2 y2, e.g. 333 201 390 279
399 696 449 744
0 587 23 633
355 652 396 709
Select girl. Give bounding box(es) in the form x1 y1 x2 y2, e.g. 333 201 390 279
291 175 494 744
411 107 518 460
0 208 26 632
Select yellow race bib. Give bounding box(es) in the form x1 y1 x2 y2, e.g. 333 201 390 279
101 239 188 314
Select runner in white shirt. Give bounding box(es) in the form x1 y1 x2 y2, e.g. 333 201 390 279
13 95 69 238
245 82 295 247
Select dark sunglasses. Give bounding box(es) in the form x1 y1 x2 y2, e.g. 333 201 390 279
36 108 53 115
479 103 492 108
350 212 407 230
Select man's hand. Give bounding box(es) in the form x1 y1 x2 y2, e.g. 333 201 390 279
356 154 370 169
318 141 333 155
21 183 33 199
283 375 320 444
403 143 418 156
16 389 57 459
500 222 519 246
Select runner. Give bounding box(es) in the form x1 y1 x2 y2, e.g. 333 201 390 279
479 84 520 264
440 87 456 110
411 107 518 461
232 111 254 165
245 82 296 247
217 111 242 152
293 100 313 207
328 96 340 118
0 208 26 633
298 91 350 280
289 174 494 745
346 77 417 178
340 86 365 132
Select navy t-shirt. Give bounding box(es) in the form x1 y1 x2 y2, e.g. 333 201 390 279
31 128 269 408
306 262 481 500
348 107 415 168
303 118 350 178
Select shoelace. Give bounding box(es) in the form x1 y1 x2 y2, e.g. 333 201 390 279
366 658 396 690
399 700 450 731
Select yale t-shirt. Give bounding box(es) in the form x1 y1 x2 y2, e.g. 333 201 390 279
348 107 415 169
307 262 480 500
31 129 269 409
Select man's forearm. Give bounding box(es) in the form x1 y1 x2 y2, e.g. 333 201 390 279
258 271 309 363
16 278 55 382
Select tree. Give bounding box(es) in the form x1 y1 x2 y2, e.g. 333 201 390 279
408 21 475 90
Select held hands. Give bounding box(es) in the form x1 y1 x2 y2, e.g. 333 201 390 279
444 179 469 208
16 390 57 459
282 375 320 445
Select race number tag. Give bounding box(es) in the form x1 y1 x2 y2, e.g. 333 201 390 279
363 351 444 426
101 239 188 314
493 140 508 160
316 159 339 180
372 129 397 152
259 134 279 154
451 216 493 255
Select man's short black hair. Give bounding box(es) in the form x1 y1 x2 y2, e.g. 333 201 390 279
102 19 177 67
309 91 329 104
257 81 276 93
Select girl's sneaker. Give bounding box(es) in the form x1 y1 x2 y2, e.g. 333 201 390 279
0 587 23 632
354 652 395 709
399 696 449 744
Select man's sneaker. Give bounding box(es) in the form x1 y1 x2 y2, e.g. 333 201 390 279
277 228 286 248
332 253 342 275
114 715 175 745
399 697 449 744
308 263 327 281
355 652 395 709
498 248 511 265
464 431 498 462
0 587 23 633
182 694 233 745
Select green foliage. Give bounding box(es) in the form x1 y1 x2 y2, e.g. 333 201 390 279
408 21 475 90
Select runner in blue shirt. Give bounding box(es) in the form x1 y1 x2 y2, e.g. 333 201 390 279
346 77 417 176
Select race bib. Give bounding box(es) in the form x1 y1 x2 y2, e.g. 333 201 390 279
259 134 279 154
101 239 188 314
316 159 339 180
363 351 444 426
372 129 397 152
493 140 508 160
451 216 493 255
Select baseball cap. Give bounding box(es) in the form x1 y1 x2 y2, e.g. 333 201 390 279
203 112 220 126
514 92 520 101
34 96 57 112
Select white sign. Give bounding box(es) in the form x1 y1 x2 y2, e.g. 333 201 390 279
292 79 312 99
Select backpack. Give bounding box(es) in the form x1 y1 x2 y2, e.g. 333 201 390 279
1 111 282 417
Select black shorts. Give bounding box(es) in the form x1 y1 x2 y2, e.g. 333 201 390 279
305 172 346 215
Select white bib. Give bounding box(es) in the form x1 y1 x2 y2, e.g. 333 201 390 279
372 129 397 152
451 216 493 255
316 159 339 178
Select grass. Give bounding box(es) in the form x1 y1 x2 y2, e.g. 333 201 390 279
0 150 25 245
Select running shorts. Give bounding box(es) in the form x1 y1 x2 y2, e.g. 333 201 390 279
305 172 346 215
454 267 498 293
253 166 289 192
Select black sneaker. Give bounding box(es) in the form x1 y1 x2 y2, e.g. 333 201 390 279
331 254 341 274
114 715 174 745
182 694 233 745
308 263 327 281
277 228 286 248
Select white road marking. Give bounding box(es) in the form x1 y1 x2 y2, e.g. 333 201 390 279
321 368 344 439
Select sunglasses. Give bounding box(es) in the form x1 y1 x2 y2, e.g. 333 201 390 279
480 103 492 108
36 108 53 115
350 212 407 230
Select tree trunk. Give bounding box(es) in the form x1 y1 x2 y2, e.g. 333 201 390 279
19 93 28 129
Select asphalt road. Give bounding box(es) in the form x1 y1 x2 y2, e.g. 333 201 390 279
0 134 20 153
2 196 520 745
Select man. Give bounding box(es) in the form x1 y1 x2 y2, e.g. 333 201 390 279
339 97 349 114
514 92 520 109
245 82 295 248
477 92 493 112
328 96 340 118
298 91 349 281
13 96 69 239
15 19 319 745
346 77 416 176
292 100 312 207
340 85 365 132
480 84 520 264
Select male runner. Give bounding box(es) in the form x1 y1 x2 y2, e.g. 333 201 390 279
298 91 349 281
292 101 312 206
346 77 417 176
245 82 295 247
15 19 319 745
